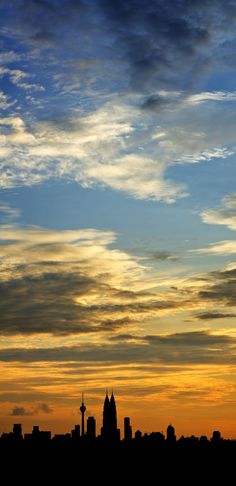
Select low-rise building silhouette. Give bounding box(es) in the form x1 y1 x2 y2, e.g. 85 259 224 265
71 424 80 440
211 430 222 443
166 424 176 443
13 424 22 440
135 430 142 440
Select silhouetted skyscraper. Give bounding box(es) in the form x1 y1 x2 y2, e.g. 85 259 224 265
124 417 132 440
101 391 119 440
87 416 96 439
110 392 117 431
80 394 86 437
101 392 110 438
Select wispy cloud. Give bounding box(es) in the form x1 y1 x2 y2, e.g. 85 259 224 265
1 331 235 366
0 91 13 110
0 203 20 223
198 266 236 307
195 311 236 320
0 92 236 200
0 51 20 65
0 67 45 92
186 91 236 105
190 240 236 255
201 193 236 231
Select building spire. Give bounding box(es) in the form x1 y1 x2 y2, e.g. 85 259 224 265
80 393 86 437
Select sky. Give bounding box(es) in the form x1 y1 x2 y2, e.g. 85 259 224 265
1 0 236 438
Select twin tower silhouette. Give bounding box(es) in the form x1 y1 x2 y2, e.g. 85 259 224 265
80 392 120 441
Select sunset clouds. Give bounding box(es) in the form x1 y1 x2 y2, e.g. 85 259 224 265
0 223 236 338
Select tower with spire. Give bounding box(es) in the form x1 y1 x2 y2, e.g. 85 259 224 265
80 393 86 437
110 392 117 431
101 391 119 441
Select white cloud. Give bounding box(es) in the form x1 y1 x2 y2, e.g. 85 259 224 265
0 117 36 144
0 91 13 110
186 91 236 105
0 51 20 65
191 240 236 255
177 147 233 164
0 92 236 201
84 154 186 203
0 67 45 92
201 194 236 230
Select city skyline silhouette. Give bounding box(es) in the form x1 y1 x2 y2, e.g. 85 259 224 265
0 393 234 442
1 392 236 483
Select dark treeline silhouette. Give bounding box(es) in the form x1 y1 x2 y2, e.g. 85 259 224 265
1 393 235 480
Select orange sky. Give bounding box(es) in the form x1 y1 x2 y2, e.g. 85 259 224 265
1 359 236 438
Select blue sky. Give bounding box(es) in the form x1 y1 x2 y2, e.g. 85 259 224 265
1 0 236 435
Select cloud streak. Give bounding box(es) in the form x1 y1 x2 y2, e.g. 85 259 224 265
0 331 235 366
0 67 45 92
0 203 20 223
195 311 236 320
198 266 236 307
191 240 236 255
201 194 236 231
